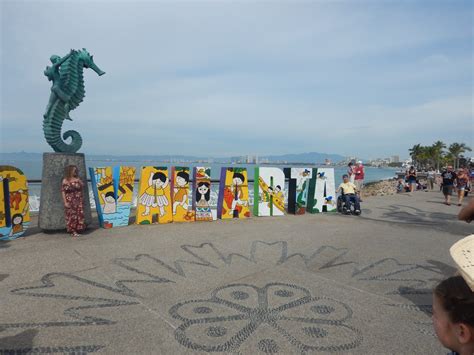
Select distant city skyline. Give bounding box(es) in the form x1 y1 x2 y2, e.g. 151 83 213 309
0 150 427 163
1 1 472 158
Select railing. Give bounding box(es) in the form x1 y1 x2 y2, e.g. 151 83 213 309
25 179 268 213
26 179 256 183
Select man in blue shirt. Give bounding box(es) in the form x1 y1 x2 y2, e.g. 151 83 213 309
441 166 457 206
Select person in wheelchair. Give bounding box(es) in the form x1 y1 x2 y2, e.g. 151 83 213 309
337 174 361 215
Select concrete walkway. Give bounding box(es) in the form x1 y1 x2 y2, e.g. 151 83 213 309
0 191 472 354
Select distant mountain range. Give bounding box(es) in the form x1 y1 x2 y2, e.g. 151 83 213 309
0 151 347 163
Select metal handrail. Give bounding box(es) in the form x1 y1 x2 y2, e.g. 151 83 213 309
27 179 257 184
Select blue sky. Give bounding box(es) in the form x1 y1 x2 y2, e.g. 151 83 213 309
1 0 472 159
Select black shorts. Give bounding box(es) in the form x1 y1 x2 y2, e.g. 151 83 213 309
442 185 453 195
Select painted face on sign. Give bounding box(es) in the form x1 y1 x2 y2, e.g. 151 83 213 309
198 184 209 195
104 192 116 203
176 176 187 187
233 177 243 186
12 214 23 225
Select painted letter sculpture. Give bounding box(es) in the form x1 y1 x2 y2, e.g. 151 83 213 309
0 166 30 240
43 48 105 153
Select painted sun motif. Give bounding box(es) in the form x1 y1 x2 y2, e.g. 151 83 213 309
169 282 362 352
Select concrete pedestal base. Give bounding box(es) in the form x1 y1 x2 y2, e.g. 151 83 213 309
38 153 92 231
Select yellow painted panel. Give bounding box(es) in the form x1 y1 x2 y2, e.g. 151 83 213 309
136 167 173 225
172 167 194 223
0 166 30 239
0 178 5 228
220 168 251 219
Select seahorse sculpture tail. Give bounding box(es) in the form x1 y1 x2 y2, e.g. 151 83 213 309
43 103 83 153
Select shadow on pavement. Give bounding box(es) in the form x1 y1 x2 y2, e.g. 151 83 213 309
425 259 457 278
395 259 457 319
0 329 38 351
0 240 11 249
397 286 433 317
361 203 471 236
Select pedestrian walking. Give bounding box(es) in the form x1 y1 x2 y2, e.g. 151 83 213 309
406 166 417 193
441 166 457 206
427 167 436 190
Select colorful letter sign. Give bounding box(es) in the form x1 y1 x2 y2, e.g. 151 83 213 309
217 167 251 219
307 168 337 213
193 167 213 221
89 166 135 228
284 168 312 215
136 166 173 225
171 167 194 222
253 167 285 217
0 166 30 240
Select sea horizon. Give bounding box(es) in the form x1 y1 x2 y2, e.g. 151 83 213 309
0 155 397 182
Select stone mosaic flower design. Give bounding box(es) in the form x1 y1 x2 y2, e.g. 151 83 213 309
169 282 362 353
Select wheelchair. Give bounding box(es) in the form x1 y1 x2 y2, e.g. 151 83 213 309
336 192 361 215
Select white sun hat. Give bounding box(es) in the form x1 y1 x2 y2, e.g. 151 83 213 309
450 234 474 291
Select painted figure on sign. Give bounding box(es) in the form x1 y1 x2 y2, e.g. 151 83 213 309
9 213 24 238
101 191 123 214
254 167 285 217
296 169 311 208
307 168 337 213
173 171 190 215
229 172 248 216
193 167 213 222
139 171 169 217
196 168 209 179
89 166 136 228
284 167 312 215
196 182 211 208
218 168 250 219
9 190 24 210
0 166 31 240
268 185 284 202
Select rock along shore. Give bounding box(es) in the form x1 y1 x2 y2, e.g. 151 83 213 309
362 179 398 197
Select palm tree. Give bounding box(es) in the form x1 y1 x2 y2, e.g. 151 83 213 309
409 144 423 169
448 143 472 169
432 140 446 171
423 146 436 169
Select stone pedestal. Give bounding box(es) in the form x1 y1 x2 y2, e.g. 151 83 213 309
38 153 92 231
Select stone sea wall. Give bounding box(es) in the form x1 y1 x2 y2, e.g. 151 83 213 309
361 179 398 197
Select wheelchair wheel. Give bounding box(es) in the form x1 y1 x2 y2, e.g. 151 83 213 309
337 195 344 213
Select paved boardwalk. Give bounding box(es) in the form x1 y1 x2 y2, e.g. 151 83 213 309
0 191 472 354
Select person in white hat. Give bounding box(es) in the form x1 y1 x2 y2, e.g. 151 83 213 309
354 161 365 200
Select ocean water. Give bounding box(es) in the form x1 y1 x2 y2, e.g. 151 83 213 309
1 158 397 212
0 158 396 182
101 203 133 228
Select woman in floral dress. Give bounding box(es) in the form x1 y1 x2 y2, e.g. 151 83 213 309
61 165 85 237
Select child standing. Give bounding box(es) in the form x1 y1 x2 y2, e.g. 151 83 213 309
433 235 474 355
432 276 474 355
